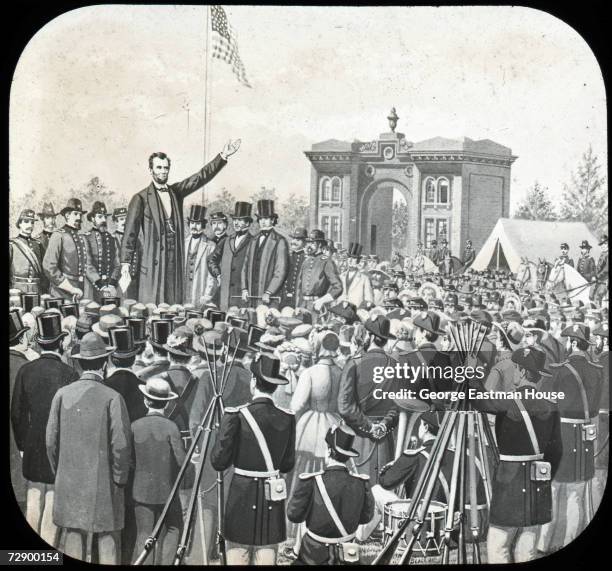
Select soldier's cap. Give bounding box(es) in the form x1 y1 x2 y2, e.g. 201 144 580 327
500 309 523 324
382 280 399 292
86 201 111 221
511 347 551 378
429 298 444 311
492 321 524 351
305 228 326 242
599 234 608 246
290 227 308 240
592 322 609 338
561 323 594 345
560 242 569 249
325 425 359 457
250 353 288 385
138 378 178 402
579 240 592 250
112 207 128 219
210 211 229 222
328 301 359 325
522 317 547 334
37 202 58 218
16 209 37 226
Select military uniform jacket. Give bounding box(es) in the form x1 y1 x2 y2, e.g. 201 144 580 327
43 226 89 298
550 352 603 482
595 251 608 283
462 247 475 267
287 465 374 566
210 397 296 545
555 254 574 268
296 252 343 305
36 230 54 255
576 254 596 282
469 379 562 527
84 227 120 300
9 235 46 292
11 353 79 484
280 249 305 307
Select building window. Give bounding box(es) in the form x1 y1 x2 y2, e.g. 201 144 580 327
424 177 436 204
422 176 451 206
438 178 449 204
436 219 449 241
320 176 342 206
320 178 331 202
423 217 450 249
424 218 435 248
321 215 330 238
331 177 342 203
330 215 341 243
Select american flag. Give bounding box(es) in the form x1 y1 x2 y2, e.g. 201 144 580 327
211 5 252 88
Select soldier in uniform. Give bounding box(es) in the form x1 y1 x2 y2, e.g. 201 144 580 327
382 280 403 311
287 425 374 565
35 202 58 255
112 206 140 300
538 323 603 554
43 198 89 301
591 234 608 305
337 316 400 486
462 239 476 267
279 227 307 308
10 209 46 295
241 200 289 308
295 229 343 321
211 354 296 565
555 243 574 268
427 239 440 265
438 236 449 261
84 201 120 303
576 240 596 283
591 322 609 511
338 242 374 309
207 203 254 310
469 347 562 563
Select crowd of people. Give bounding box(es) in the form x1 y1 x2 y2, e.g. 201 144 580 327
8 173 610 565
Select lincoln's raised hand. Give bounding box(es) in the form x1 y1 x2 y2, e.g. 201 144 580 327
220 139 241 160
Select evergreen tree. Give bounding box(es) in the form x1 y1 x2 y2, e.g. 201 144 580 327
514 181 557 221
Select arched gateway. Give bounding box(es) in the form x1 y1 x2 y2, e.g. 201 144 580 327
304 109 517 261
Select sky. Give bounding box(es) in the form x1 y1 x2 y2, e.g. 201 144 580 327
10 5 606 212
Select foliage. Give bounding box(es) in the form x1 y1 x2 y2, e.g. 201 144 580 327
513 181 558 221
392 200 410 252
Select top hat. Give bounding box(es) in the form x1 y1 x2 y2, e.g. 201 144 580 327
325 425 359 457
250 353 288 385
579 240 592 250
43 298 64 310
329 300 359 325
227 327 249 358
511 347 550 378
109 327 138 358
413 310 446 336
561 323 594 345
150 319 173 349
127 317 147 345
163 326 196 357
256 199 277 219
72 332 115 360
290 227 308 240
599 234 608 246
306 229 326 242
365 315 396 340
210 211 229 222
233 202 253 219
60 198 87 217
60 303 79 318
86 201 110 221
9 309 29 343
21 292 40 313
138 378 178 401
187 204 207 223
37 202 57 218
34 312 68 345
112 207 127 220
246 324 266 350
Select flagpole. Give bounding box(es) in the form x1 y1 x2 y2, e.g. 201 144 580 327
202 4 211 207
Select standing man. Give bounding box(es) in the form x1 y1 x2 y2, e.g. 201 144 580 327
576 240 596 283
35 203 58 255
438 236 449 261
280 227 307 308
462 239 476 268
11 312 79 547
338 242 374 308
121 141 240 304
556 243 574 268
427 239 440 265
10 209 46 295
591 234 608 305
241 199 289 307
207 202 254 310
410 241 426 275
296 229 343 320
46 333 132 564
211 354 296 565
43 198 89 301
84 201 120 303
183 205 216 306
112 206 140 300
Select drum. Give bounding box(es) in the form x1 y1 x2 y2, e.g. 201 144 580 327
383 500 448 557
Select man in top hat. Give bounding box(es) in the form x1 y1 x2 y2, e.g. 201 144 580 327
576 240 596 283
555 243 574 268
338 242 374 308
11 312 79 547
590 234 608 305
136 320 173 381
241 199 290 308
211 353 296 565
206 202 254 310
46 332 132 564
105 327 147 422
287 425 374 565
279 227 308 308
338 316 400 487
437 236 449 262
538 323 603 555
295 229 343 320
84 201 120 304
121 142 240 305
427 239 440 265
10 209 47 295
35 202 59 255
181 204 217 306
112 206 140 300
43 198 89 301
468 347 562 563
462 238 476 268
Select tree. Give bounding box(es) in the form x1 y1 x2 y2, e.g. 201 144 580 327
278 193 309 235
513 181 557 221
392 200 410 252
203 187 237 216
559 145 608 237
249 186 277 204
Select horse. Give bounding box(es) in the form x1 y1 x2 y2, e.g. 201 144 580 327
535 258 552 291
391 250 405 270
516 257 538 291
545 262 591 306
406 254 439 275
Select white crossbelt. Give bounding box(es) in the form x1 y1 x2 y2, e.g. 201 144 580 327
306 529 356 544
499 453 544 462
234 468 279 478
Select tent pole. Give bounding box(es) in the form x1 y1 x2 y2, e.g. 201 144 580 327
496 239 500 270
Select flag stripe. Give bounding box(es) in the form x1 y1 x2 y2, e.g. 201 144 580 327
211 5 251 88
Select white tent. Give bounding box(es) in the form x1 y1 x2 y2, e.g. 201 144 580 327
471 218 599 273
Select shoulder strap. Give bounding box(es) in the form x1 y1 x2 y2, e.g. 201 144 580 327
168 373 197 421
564 362 590 421
240 407 275 472
419 450 450 501
314 474 349 537
514 397 541 455
10 238 43 276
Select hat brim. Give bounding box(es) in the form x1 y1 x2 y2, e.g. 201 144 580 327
364 322 396 340
91 323 110 338
112 348 140 359
163 344 196 357
60 207 87 216
33 330 68 345
9 327 30 343
251 361 289 385
72 346 116 360
333 444 359 457
137 384 178 401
